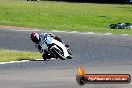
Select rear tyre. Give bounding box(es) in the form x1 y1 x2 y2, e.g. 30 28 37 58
66 56 72 59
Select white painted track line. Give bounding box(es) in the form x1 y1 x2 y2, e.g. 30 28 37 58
0 60 29 65
0 58 55 65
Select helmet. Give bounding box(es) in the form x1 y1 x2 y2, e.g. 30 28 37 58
30 32 40 43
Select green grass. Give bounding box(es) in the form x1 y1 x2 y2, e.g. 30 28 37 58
0 49 41 62
0 0 132 34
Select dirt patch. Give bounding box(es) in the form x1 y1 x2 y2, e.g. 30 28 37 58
0 25 34 30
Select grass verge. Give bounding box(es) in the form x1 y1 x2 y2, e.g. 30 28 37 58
0 0 132 34
0 49 41 62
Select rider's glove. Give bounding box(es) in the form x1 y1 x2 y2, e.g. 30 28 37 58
49 33 55 37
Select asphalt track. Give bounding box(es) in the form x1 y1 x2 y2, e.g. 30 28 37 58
0 27 132 88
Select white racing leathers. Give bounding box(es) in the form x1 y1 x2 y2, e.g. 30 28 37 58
38 33 69 58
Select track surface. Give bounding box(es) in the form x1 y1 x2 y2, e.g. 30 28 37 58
0 27 132 88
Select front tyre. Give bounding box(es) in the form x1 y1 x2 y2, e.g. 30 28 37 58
42 53 52 61
50 47 66 60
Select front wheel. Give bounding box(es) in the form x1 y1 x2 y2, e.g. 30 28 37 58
42 53 52 61
50 46 66 60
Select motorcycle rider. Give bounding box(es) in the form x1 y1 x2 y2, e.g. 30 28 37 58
30 32 71 60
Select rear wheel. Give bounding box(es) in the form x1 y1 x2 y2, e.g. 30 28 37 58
66 56 72 59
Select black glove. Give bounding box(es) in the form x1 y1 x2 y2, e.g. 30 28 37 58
49 33 55 37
